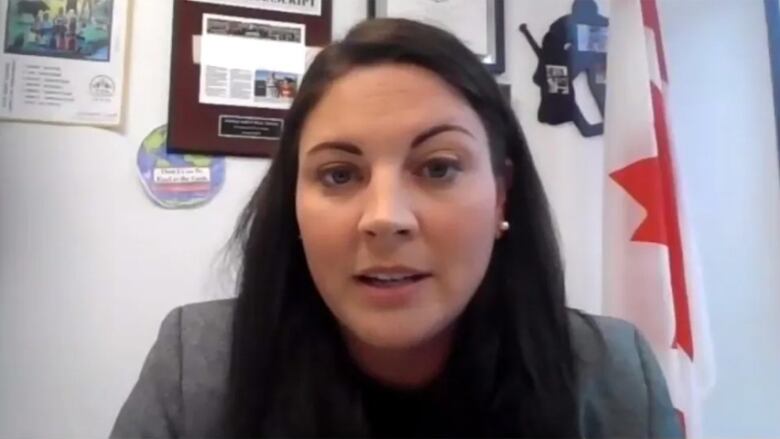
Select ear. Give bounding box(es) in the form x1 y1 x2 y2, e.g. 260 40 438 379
495 159 513 223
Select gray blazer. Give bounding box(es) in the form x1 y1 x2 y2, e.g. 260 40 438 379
110 299 683 438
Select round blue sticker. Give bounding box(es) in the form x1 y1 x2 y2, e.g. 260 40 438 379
137 125 225 208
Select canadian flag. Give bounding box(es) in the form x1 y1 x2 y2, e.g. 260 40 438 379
602 0 715 437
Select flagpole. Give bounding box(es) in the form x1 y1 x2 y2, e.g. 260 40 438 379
763 0 780 185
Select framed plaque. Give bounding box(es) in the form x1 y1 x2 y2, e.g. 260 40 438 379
168 0 332 157
368 0 505 74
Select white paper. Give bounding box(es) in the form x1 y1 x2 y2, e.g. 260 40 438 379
0 0 129 125
576 24 608 53
385 0 488 56
199 14 305 110
193 35 321 69
154 167 212 185
189 0 322 16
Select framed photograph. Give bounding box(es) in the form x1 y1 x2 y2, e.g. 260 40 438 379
368 0 505 74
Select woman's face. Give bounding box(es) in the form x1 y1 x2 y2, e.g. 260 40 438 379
296 63 505 350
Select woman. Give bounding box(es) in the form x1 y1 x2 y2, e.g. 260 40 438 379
111 19 682 438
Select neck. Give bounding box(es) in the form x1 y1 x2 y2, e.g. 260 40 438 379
344 328 455 389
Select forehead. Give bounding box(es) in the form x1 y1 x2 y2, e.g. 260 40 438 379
299 63 485 148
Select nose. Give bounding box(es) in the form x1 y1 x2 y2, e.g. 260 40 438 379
357 169 419 240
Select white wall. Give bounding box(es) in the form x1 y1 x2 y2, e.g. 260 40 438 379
0 0 777 437
0 2 364 437
502 0 609 314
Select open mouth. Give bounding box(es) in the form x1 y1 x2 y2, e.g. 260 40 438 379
354 273 431 288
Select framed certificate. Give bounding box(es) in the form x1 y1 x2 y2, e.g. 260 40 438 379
368 0 505 74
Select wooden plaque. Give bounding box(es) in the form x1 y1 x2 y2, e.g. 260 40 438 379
167 0 332 157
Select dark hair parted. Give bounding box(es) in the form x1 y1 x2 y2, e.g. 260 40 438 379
226 18 579 437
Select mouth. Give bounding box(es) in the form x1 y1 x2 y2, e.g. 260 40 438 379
354 272 431 288
353 268 432 306
353 267 432 289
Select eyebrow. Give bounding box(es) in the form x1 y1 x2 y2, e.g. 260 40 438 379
305 123 474 157
412 124 474 147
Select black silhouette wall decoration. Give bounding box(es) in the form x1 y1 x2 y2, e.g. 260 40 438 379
520 0 608 137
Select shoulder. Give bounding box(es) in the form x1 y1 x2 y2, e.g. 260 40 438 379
111 299 236 438
568 310 636 359
156 298 236 389
174 297 236 355
175 299 236 434
567 310 683 438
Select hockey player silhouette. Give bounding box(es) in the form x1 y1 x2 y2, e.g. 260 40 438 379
520 0 608 137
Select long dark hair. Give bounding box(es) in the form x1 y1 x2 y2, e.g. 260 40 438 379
226 18 579 437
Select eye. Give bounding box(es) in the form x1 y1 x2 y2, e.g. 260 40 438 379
417 158 463 182
318 164 361 187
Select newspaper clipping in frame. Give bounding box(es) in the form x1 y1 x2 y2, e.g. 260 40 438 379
189 0 322 16
199 14 305 110
0 0 129 125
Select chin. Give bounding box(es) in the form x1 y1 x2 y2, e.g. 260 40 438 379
356 328 427 350
346 313 449 350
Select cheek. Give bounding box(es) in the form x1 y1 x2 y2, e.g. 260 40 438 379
296 189 357 291
423 180 498 292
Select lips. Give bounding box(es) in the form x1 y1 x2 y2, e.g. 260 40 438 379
355 272 431 287
354 267 432 288
353 267 431 307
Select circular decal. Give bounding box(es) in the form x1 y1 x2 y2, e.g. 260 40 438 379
137 125 225 208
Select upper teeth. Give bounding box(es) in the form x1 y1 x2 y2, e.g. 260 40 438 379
370 274 411 281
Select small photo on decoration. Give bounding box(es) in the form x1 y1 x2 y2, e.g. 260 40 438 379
576 24 608 53
137 125 225 209
254 70 299 104
545 65 570 95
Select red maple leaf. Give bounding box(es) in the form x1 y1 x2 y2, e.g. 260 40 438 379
607 84 694 361
610 158 665 244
